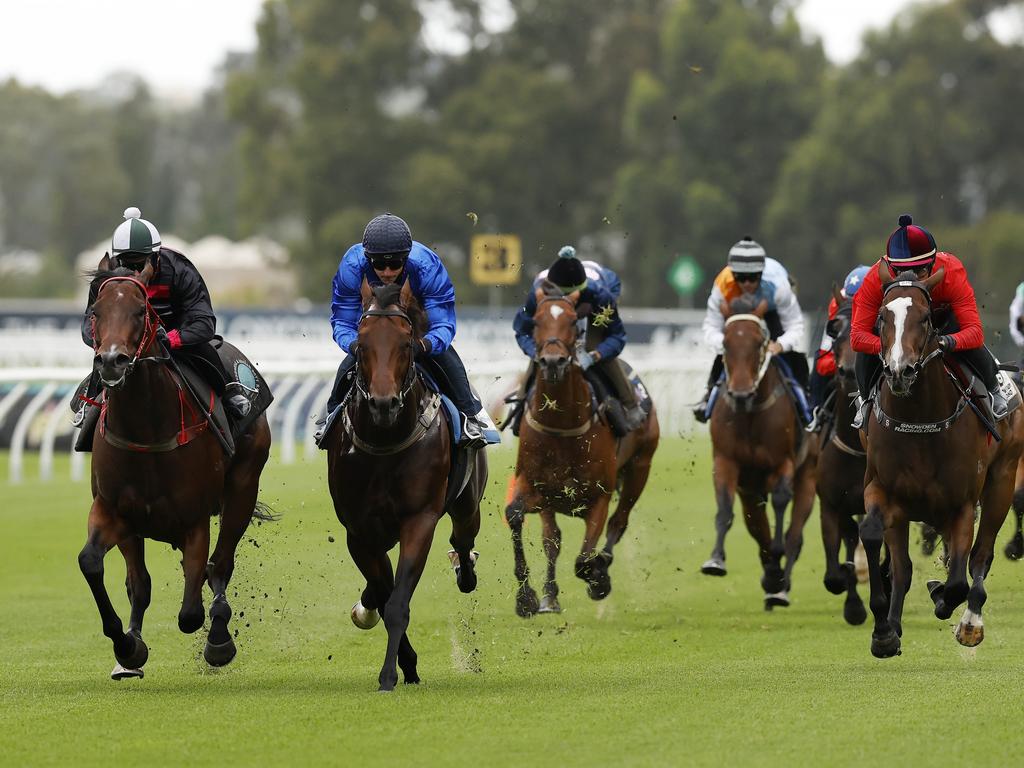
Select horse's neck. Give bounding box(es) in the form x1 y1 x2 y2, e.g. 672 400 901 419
103 360 180 440
530 365 592 427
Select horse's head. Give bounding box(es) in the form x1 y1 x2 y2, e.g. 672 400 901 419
88 254 158 389
877 261 945 396
355 278 424 427
532 280 583 383
827 283 857 389
721 294 770 407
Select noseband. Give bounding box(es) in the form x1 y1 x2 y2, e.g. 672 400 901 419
533 295 580 362
92 276 163 379
354 307 418 407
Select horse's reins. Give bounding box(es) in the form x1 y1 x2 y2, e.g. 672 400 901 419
89 276 214 452
347 305 439 455
720 313 777 412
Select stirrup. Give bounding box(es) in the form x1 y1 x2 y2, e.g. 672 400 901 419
459 414 488 449
692 399 709 424
851 396 869 430
992 390 1009 420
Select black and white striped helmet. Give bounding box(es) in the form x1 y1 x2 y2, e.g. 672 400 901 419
111 207 161 257
727 236 766 274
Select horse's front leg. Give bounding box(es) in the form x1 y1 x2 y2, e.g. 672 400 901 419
702 454 738 576
766 461 795 591
539 511 562 613
840 512 867 625
862 482 898 657
882 515 912 645
575 493 612 600
505 485 539 618
930 504 974 621
114 535 151 677
782 457 816 592
178 521 210 636
379 512 436 692
79 499 147 675
1003 467 1024 560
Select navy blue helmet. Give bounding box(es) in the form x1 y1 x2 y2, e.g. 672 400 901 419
362 213 412 256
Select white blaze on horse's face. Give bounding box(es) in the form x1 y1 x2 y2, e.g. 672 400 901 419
884 296 914 372
548 305 565 320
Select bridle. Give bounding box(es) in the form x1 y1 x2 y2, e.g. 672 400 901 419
879 278 942 390
723 313 773 394
353 307 418 409
532 295 581 363
91 276 165 382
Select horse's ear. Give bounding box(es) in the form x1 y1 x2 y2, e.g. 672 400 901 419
566 290 581 305
97 252 111 272
923 267 945 293
360 277 373 308
832 281 844 307
399 278 414 309
754 298 769 318
878 259 894 289
534 285 546 304
138 259 155 285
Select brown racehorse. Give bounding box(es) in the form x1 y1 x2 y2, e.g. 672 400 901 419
80 260 272 678
815 288 868 625
861 265 1024 657
702 295 818 608
325 280 486 692
504 283 659 616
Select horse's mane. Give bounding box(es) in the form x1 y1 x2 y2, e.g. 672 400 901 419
727 294 762 316
369 282 427 338
87 266 137 293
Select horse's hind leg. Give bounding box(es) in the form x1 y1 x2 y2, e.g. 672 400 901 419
782 459 816 593
821 499 846 594
116 536 152 672
506 486 539 617
958 460 1017 646
575 493 613 600
737 490 775 603
764 464 795 603
702 455 737 576
930 504 974 621
1003 460 1024 560
539 511 562 613
448 452 485 594
205 419 271 666
605 447 653 556
840 514 867 625
79 499 147 674
178 522 210 636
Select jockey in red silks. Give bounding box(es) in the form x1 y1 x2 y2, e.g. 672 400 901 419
806 264 870 432
850 213 1006 428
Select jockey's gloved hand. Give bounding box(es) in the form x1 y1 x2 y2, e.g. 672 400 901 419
938 335 956 352
155 325 171 352
577 350 596 371
415 338 431 359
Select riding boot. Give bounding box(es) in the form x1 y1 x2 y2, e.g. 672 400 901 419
596 357 645 431
224 382 252 420
315 356 357 448
956 345 1008 421
693 355 724 424
425 346 490 448
73 402 101 452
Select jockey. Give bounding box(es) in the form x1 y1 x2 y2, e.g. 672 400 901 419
78 207 250 425
806 265 871 432
693 237 808 423
322 212 489 448
513 245 644 433
1010 282 1024 349
850 214 1007 428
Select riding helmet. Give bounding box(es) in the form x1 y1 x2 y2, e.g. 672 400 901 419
727 237 766 274
885 214 936 268
547 246 588 293
842 265 871 298
111 207 161 257
362 213 413 256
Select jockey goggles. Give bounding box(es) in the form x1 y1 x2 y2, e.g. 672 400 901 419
369 253 407 271
734 272 761 284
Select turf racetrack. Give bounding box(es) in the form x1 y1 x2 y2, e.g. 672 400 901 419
3 437 1024 767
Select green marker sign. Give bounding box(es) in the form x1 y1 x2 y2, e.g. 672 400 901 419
668 255 703 295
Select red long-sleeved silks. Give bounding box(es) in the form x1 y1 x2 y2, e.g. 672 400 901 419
850 252 984 355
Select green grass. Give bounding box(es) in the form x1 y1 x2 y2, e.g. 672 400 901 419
3 438 1024 767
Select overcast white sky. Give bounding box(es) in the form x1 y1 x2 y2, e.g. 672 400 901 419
0 1 1016 98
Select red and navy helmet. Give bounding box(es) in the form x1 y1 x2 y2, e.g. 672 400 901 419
885 214 936 269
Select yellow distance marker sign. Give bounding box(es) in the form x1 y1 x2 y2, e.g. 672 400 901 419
470 234 522 286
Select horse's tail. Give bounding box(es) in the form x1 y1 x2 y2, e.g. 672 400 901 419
253 500 279 522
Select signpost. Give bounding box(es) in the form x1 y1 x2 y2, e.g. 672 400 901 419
470 234 522 286
668 255 703 305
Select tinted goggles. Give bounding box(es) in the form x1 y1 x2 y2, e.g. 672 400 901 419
369 254 407 271
734 272 761 284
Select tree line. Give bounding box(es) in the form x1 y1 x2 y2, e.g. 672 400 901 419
1 0 1022 311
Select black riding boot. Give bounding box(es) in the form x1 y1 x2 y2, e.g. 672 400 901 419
179 341 250 420
594 357 645 432
422 346 488 447
853 352 882 428
956 345 1008 419
693 354 724 424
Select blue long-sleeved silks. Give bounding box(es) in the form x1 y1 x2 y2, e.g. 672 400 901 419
513 276 626 360
331 241 456 355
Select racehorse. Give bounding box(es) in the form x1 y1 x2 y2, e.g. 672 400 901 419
80 259 272 678
702 295 818 608
861 265 1024 657
504 282 659 616
815 288 868 625
325 280 486 691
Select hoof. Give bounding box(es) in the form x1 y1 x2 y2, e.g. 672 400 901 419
823 572 846 595
843 598 868 626
448 549 479 594
701 558 727 577
764 590 790 609
114 633 149 670
761 569 785 595
203 637 237 667
955 609 985 647
351 600 381 630
538 594 561 613
178 609 204 635
110 663 144 680
870 630 901 658
586 579 612 601
1004 533 1024 561
516 584 540 618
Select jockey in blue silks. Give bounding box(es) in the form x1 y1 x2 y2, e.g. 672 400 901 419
512 246 644 433
320 213 489 448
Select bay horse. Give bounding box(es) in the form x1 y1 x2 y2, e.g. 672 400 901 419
325 280 486 692
861 265 1024 657
702 295 817 608
815 288 868 625
504 283 659 616
81 259 272 678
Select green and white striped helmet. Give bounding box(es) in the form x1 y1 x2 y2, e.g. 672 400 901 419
111 207 161 257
